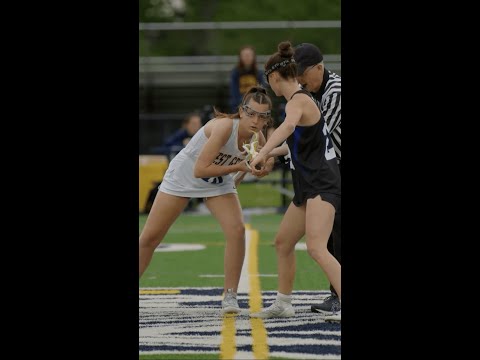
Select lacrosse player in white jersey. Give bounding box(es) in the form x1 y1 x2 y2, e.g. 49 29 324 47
139 86 274 313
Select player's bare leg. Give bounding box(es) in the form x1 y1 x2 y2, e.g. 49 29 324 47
251 202 305 318
205 193 245 313
305 195 341 322
139 191 189 278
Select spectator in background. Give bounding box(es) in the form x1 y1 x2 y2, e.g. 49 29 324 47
229 45 265 112
164 112 203 150
145 112 203 212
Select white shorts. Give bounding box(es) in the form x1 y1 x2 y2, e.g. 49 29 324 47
159 152 238 198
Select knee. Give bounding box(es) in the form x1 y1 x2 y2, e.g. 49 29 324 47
274 235 294 255
139 232 161 249
306 245 329 261
231 223 246 240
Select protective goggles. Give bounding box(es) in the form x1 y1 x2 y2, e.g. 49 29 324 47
241 104 271 119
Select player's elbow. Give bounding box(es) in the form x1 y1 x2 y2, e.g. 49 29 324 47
193 167 202 178
193 164 206 178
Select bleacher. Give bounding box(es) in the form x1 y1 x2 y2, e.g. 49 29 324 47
139 55 341 154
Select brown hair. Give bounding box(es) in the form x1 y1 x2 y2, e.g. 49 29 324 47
237 45 258 74
213 85 273 127
264 41 297 82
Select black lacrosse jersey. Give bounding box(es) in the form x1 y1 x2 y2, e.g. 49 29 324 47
285 90 341 206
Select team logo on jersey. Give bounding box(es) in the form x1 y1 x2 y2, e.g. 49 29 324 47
212 152 242 166
285 144 295 170
202 176 224 184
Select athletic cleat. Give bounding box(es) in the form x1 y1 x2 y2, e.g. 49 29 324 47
324 309 341 323
222 288 241 314
250 300 295 318
311 294 341 315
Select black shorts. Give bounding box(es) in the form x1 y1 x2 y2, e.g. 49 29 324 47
293 192 340 211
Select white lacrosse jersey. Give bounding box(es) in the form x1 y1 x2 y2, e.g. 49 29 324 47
159 119 246 198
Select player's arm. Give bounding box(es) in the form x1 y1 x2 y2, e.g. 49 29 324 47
256 101 301 157
194 119 249 178
232 129 276 183
250 100 302 170
267 143 289 158
254 130 275 177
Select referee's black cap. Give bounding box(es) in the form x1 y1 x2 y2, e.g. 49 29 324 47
293 43 324 75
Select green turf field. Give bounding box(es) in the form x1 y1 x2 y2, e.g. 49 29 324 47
235 170 293 208
139 212 340 360
139 213 329 291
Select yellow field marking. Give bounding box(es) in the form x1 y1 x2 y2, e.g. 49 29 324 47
248 228 269 359
220 223 269 360
219 223 253 360
220 314 237 360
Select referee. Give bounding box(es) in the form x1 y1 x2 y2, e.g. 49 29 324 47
294 43 342 315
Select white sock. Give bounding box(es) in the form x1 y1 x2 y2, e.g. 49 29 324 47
276 292 292 304
224 288 236 297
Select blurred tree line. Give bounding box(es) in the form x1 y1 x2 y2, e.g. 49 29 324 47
139 0 341 56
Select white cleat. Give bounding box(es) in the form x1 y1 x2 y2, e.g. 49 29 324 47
250 301 295 319
324 309 341 323
222 289 241 314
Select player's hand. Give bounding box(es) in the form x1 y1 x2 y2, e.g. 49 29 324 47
236 159 252 173
249 153 267 176
254 157 274 178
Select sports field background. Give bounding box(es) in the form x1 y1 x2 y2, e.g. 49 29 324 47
139 213 330 290
139 1 341 357
139 191 339 360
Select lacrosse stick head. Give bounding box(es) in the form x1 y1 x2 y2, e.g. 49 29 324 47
242 131 260 170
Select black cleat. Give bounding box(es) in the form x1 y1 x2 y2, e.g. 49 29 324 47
311 294 341 315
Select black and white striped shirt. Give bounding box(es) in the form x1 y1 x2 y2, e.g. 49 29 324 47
311 69 341 161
